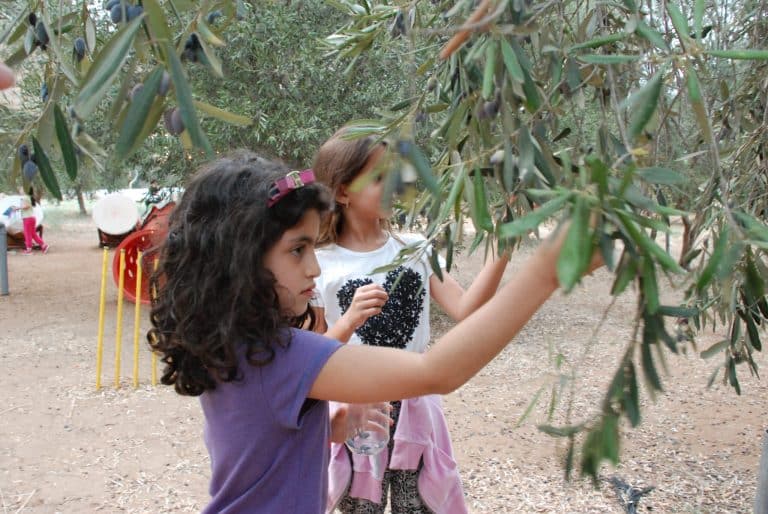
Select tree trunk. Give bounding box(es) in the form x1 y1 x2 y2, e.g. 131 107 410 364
76 185 87 216
757 429 768 514
678 215 692 267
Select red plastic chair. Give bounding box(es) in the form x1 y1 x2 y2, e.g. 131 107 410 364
112 229 162 304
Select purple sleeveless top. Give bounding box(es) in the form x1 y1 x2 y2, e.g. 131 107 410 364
200 329 341 513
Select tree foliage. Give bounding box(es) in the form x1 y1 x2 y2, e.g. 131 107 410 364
2 0 768 482
325 0 768 481
194 2 409 163
0 0 410 192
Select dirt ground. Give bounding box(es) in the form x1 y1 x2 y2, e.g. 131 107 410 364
1 211 766 513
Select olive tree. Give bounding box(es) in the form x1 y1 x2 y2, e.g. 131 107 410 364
321 0 768 481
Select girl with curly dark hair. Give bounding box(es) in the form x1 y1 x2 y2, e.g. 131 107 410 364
147 150 599 513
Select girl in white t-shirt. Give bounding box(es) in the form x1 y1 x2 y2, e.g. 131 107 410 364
312 127 511 514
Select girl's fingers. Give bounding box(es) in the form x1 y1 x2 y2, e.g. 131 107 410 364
360 305 384 318
365 405 393 430
353 292 388 307
348 285 388 325
0 62 14 90
352 306 381 317
358 296 386 306
357 283 387 295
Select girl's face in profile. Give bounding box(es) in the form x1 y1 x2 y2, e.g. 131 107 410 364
263 209 322 316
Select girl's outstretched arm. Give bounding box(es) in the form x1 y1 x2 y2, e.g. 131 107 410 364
430 249 509 321
309 228 597 403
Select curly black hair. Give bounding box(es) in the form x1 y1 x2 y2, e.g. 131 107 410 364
147 150 331 396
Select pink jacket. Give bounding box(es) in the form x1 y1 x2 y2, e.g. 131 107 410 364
327 395 468 514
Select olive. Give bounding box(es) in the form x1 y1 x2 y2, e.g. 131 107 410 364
23 160 39 182
18 144 30 163
73 37 87 61
163 108 185 135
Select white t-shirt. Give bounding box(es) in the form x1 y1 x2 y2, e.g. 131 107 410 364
313 233 442 354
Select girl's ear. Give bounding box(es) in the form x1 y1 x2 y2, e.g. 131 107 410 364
335 185 350 208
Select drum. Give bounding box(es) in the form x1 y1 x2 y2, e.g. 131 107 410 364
92 193 139 247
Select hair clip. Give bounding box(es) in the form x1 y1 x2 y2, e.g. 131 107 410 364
267 169 315 207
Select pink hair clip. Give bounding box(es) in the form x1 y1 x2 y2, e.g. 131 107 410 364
267 169 315 207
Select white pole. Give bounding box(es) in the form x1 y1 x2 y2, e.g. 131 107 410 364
757 429 768 514
0 224 9 296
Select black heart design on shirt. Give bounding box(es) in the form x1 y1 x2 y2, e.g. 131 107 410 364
336 266 426 349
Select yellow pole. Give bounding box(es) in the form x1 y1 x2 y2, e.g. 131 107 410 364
132 252 143 388
96 248 109 390
151 256 158 386
150 349 158 385
114 249 126 389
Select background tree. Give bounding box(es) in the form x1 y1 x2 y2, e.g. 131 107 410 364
0 0 409 196
2 0 767 484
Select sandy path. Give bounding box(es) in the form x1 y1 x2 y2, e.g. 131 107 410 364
0 214 764 512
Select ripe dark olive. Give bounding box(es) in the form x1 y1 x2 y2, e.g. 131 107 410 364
158 72 171 97
18 144 30 163
390 10 406 38
163 108 185 135
182 34 201 62
396 139 412 156
482 100 499 119
126 5 143 21
110 4 126 23
73 37 87 61
22 160 39 182
34 20 49 48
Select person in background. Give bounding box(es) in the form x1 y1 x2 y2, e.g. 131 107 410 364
312 128 510 513
14 186 49 255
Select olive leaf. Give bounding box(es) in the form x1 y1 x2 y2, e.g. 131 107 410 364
53 104 78 181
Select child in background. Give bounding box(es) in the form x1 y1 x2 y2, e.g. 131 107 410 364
312 129 509 513
15 187 49 255
147 150 599 513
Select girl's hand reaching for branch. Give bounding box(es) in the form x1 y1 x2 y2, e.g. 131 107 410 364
0 62 14 90
339 283 388 334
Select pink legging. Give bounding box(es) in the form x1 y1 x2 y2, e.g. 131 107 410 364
23 216 46 251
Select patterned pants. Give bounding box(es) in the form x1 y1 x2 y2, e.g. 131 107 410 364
337 401 434 514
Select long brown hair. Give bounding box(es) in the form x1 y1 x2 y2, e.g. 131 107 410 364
313 127 388 245
27 187 38 207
